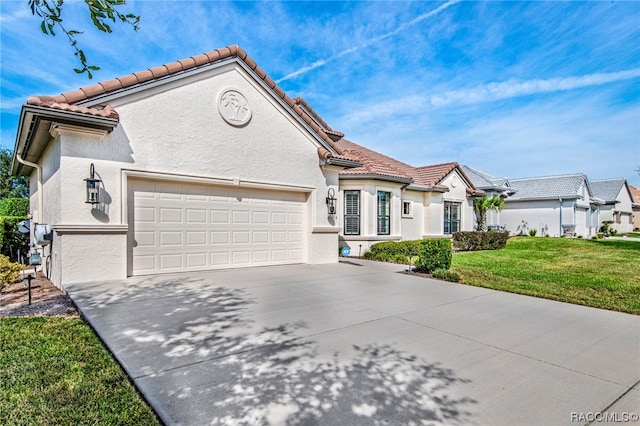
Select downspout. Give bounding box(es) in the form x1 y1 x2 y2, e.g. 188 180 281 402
559 198 563 236
15 154 43 223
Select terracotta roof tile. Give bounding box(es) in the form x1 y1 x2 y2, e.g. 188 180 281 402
336 139 480 192
26 96 119 120
24 44 351 163
100 78 124 93
149 65 169 79
294 97 333 131
414 162 459 186
133 70 154 83
60 89 87 104
116 74 139 88
81 83 105 98
178 58 196 70
192 54 210 67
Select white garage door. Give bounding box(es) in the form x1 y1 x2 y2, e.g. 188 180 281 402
128 179 307 275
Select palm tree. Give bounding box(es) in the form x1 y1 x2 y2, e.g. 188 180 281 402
473 195 504 231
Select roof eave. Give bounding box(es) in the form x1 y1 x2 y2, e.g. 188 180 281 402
11 104 119 176
339 174 414 185
405 183 448 193
324 157 362 168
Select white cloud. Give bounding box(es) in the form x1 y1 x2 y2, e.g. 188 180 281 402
430 69 640 106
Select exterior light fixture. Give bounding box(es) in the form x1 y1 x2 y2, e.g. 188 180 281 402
84 163 101 204
326 188 337 215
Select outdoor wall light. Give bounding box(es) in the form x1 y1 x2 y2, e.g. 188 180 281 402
84 163 101 204
326 188 337 215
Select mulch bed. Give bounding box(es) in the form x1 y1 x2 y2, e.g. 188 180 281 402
0 271 78 317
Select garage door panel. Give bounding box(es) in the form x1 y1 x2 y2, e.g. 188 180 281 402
130 180 307 275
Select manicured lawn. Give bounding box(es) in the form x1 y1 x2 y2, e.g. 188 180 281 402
0 317 160 426
452 237 640 314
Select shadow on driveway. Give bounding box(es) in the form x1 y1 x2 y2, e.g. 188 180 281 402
70 274 476 425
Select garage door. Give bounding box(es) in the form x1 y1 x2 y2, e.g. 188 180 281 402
128 179 307 275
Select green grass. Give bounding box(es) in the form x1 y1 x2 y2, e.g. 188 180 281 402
452 237 640 314
0 317 160 426
627 232 640 238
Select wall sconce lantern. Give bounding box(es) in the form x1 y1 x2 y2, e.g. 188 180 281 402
84 163 101 204
326 188 337 215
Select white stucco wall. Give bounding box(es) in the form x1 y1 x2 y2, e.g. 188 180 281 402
501 199 596 237
33 61 342 285
400 190 424 240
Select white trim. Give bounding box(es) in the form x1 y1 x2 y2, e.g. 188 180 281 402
340 235 402 241
122 169 315 192
53 224 128 234
312 226 341 234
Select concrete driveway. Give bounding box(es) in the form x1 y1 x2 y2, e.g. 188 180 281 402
66 260 640 426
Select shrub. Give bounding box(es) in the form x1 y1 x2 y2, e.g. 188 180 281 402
0 216 29 261
0 254 23 289
414 239 452 273
528 229 537 237
432 268 460 283
452 231 509 251
364 238 452 273
0 197 29 217
364 240 422 264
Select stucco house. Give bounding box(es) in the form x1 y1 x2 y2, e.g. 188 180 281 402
333 139 482 253
590 178 636 234
11 45 364 287
463 168 602 237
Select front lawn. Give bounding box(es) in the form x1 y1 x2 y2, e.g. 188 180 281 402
0 317 160 426
452 237 640 314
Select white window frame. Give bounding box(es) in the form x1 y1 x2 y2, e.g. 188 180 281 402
402 200 413 218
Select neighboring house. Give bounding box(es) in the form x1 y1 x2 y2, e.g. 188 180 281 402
630 185 640 231
11 45 362 287
461 165 515 228
464 169 602 237
591 178 636 234
334 139 482 253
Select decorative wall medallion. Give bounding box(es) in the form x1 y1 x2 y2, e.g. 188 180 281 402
451 175 460 188
218 89 252 126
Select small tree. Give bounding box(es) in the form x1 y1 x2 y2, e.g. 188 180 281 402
473 195 504 231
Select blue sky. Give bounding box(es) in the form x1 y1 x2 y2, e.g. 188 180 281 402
1 0 639 186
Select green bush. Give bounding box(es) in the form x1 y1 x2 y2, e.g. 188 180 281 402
0 197 29 217
0 253 23 289
452 231 509 251
363 240 422 264
528 229 537 237
0 216 29 261
414 239 452 273
432 268 460 283
363 238 452 272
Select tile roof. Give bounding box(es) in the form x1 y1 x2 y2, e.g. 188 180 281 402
590 178 626 203
335 139 480 192
461 165 511 190
508 173 588 200
24 45 352 163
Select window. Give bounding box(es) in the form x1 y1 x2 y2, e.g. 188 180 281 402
402 201 412 217
377 191 391 235
344 190 360 235
444 201 461 234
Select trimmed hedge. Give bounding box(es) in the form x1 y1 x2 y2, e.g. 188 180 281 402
364 239 452 273
0 197 29 217
0 216 29 261
452 231 509 251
